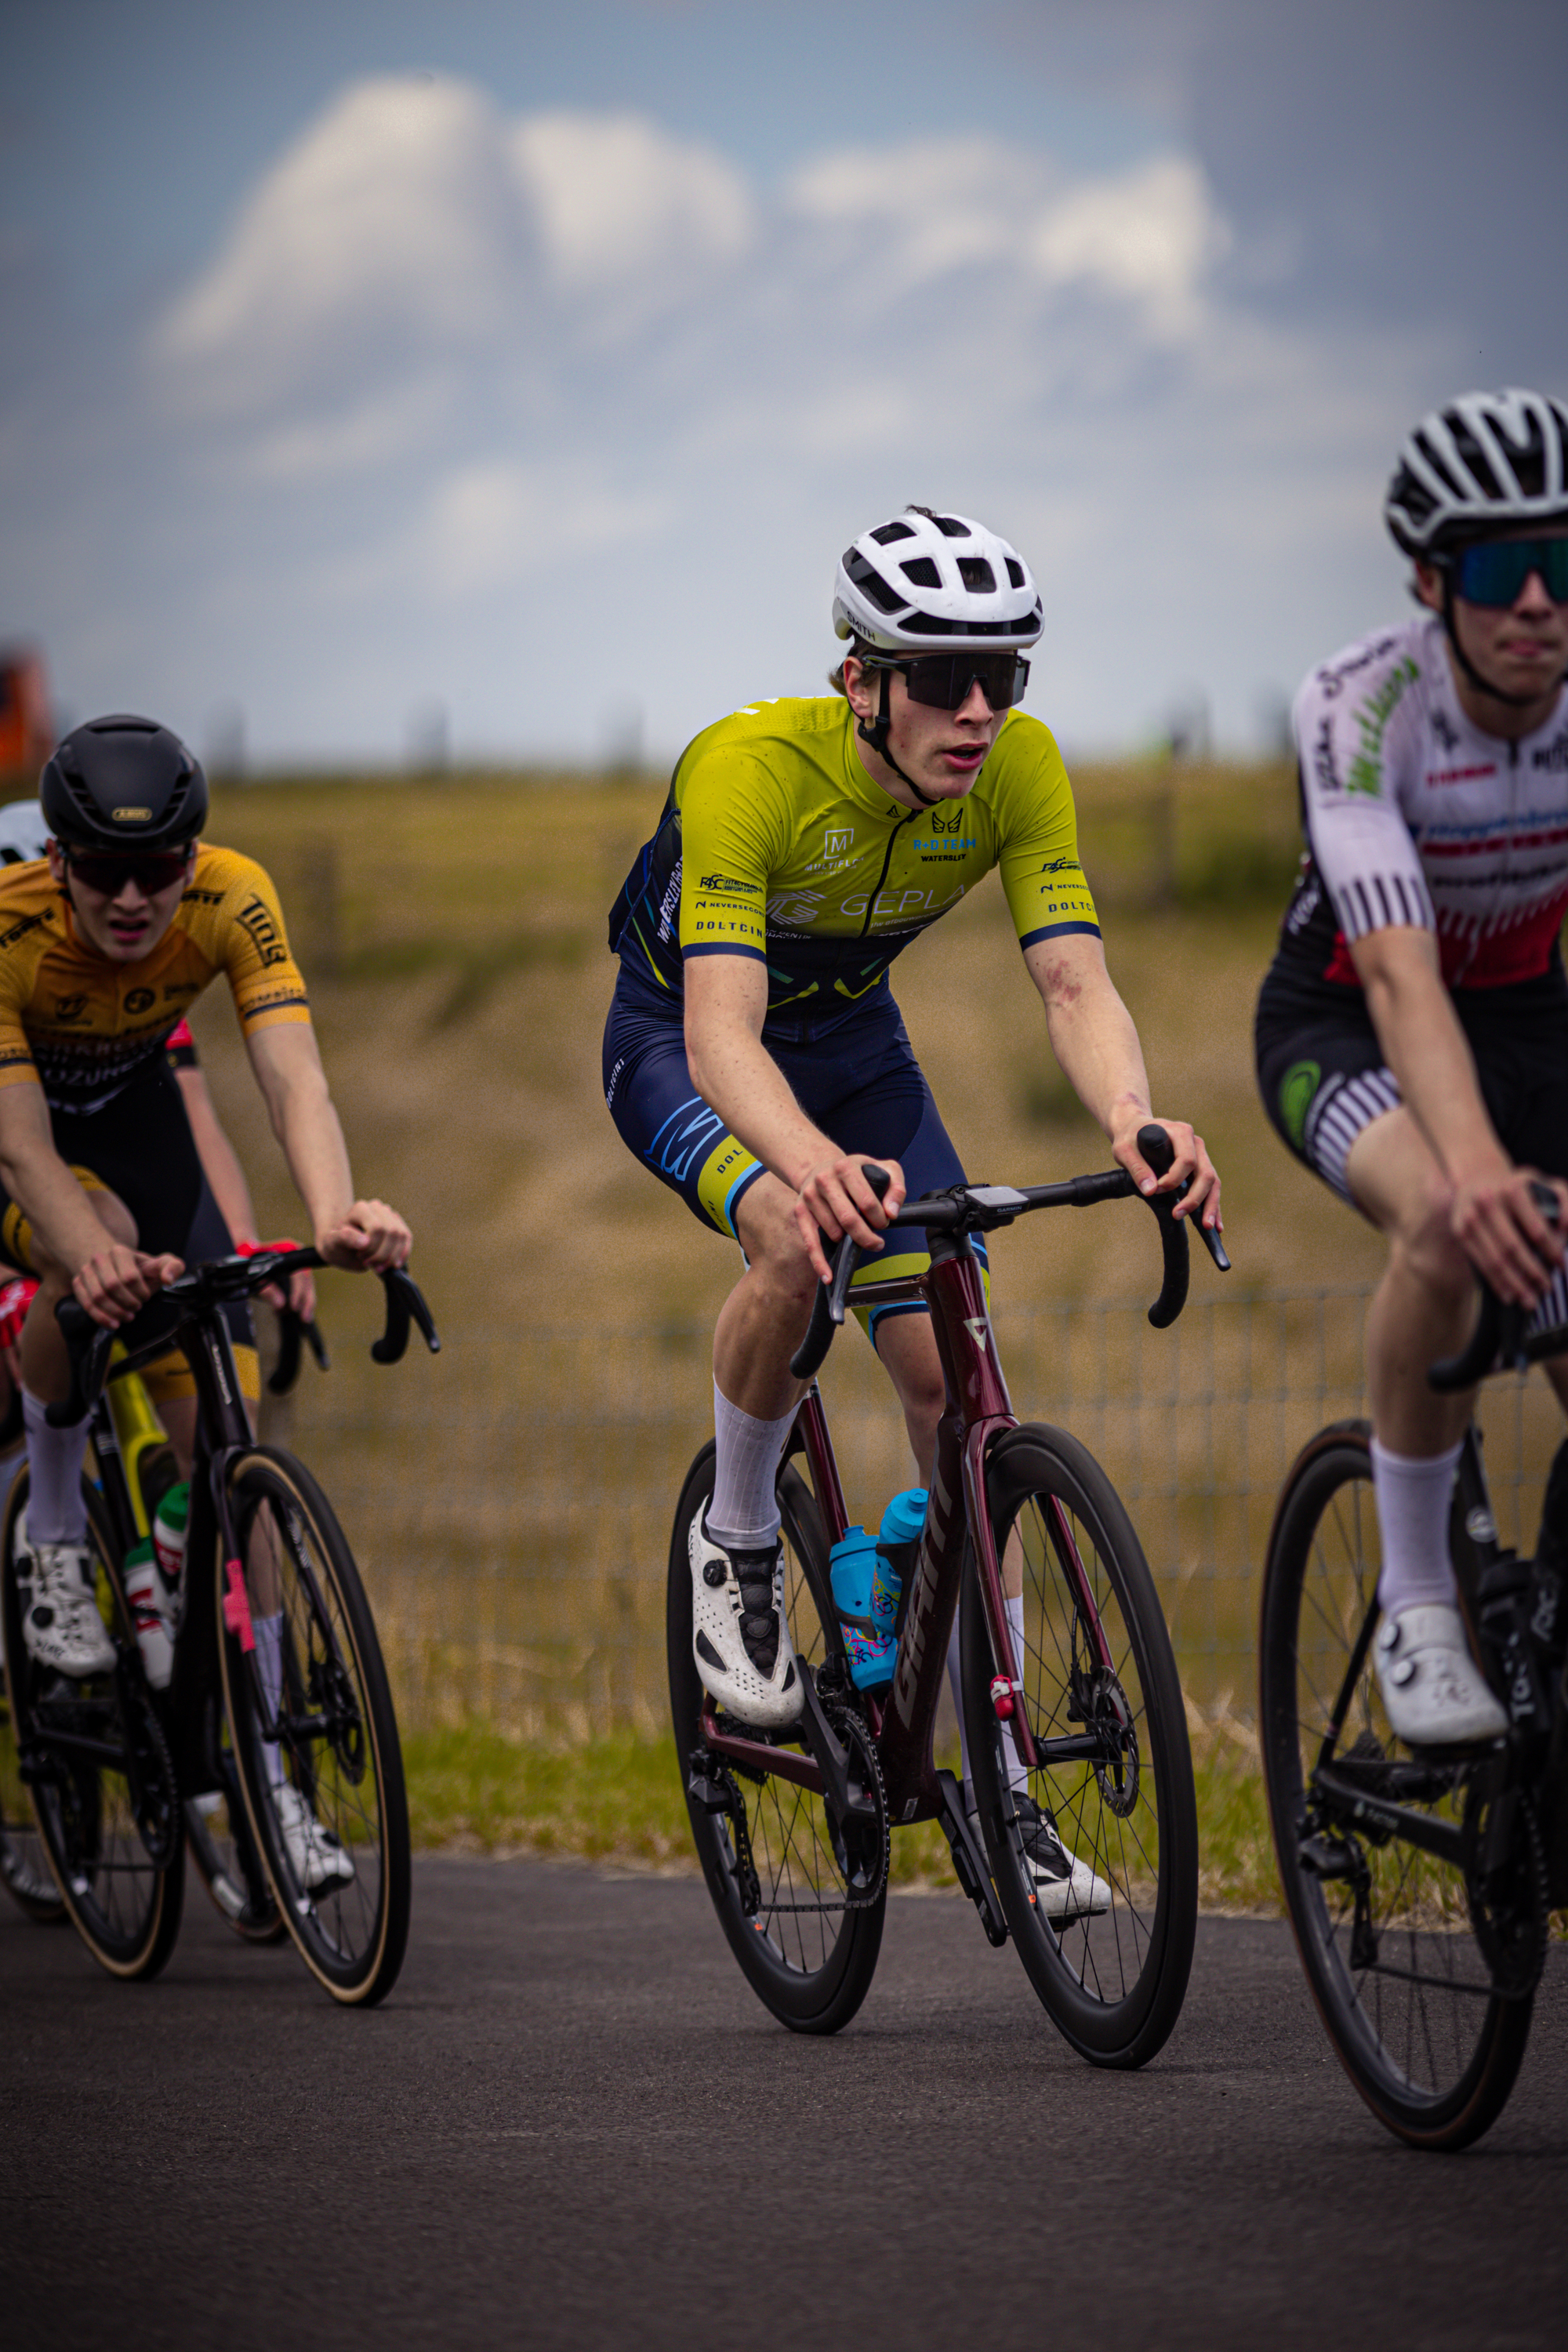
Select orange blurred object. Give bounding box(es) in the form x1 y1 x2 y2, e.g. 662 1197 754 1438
0 648 52 789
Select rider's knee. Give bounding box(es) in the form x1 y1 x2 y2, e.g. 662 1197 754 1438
1391 1182 1470 1300
736 1189 818 1308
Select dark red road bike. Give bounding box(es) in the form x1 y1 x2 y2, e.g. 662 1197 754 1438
668 1129 1229 2062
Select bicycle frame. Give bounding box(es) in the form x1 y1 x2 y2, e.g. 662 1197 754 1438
700 1225 1109 1826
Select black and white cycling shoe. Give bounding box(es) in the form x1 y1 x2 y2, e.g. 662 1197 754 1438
1012 1794 1112 1922
1374 1602 1507 1748
689 1512 802 1729
22 1542 115 1678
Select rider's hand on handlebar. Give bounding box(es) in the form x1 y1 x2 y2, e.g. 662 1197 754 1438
1450 1163 1567 1308
317 1200 412 1275
71 1243 183 1330
1110 1112 1223 1231
792 1155 905 1283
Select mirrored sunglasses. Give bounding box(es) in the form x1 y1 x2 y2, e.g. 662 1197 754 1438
1452 538 1568 608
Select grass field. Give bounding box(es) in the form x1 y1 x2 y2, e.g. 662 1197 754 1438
183 750 1390 1909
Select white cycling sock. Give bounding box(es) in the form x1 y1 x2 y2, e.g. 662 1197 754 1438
705 1383 794 1553
1371 1436 1463 1614
252 1611 287 1788
953 1594 1029 1813
21 1388 89 1546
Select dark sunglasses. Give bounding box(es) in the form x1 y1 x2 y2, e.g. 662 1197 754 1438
876 652 1031 711
66 848 191 896
1448 538 1568 608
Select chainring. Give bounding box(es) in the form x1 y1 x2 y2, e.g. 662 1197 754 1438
1465 1781 1548 2003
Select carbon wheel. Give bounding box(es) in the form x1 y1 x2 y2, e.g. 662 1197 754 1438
960 1423 1198 2067
669 1443 886 2034
0 1465 184 1976
217 1447 409 2005
1258 1422 1532 2151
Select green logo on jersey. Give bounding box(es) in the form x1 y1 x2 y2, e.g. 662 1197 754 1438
1279 1059 1321 1149
1345 655 1418 796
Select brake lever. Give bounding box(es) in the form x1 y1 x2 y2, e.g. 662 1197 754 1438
49 1299 114 1428
370 1265 441 1365
1136 1125 1191 1331
789 1165 891 1381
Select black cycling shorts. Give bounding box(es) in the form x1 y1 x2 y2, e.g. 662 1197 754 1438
1255 961 1568 1204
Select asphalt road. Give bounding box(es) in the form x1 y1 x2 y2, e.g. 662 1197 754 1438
3 1858 1566 2351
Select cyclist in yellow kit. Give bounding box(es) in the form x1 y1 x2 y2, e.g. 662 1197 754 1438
605 506 1221 1911
0 715 410 1886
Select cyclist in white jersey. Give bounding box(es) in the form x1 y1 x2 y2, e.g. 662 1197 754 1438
1256 387 1568 1745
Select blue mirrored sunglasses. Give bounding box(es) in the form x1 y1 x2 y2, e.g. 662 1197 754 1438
1450 538 1568 608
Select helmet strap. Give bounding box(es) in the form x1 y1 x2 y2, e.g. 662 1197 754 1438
1439 568 1568 712
855 666 942 808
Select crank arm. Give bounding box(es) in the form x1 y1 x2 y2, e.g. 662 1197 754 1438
936 1768 1008 1947
797 1664 877 1827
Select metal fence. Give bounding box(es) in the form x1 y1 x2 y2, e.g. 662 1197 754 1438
272 1287 1568 1741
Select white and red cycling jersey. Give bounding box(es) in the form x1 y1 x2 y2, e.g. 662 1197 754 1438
1278 613 1568 994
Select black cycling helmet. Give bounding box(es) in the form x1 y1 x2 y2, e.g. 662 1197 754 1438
39 714 209 853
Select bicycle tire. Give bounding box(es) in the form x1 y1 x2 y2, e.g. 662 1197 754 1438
960 1423 1198 2067
1258 1421 1533 2151
2 1648 65 1922
216 1446 410 2006
668 1443 886 2034
0 1463 185 1977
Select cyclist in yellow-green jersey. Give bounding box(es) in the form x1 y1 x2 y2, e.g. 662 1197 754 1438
604 507 1221 1888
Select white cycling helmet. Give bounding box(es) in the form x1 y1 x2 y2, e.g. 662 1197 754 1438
833 506 1043 652
1385 387 1568 556
0 799 49 866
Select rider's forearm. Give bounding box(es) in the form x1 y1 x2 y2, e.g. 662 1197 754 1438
262 1061 357 1244
1027 942 1152 1136
0 1118 123 1276
686 1009 840 1190
1353 931 1509 1185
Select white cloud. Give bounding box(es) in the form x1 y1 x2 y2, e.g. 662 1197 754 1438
6 72 1450 760
511 111 753 288
1029 155 1227 336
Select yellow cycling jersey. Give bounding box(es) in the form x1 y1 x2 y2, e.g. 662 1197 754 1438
608 695 1098 1040
0 843 310 1113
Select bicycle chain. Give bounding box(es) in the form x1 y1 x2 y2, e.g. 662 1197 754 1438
741 1702 890 1919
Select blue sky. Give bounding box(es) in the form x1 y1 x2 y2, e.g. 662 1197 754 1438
2 0 1563 768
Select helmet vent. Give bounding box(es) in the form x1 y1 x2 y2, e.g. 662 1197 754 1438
843 550 907 614
931 514 969 538
1005 558 1025 589
1446 414 1503 500
870 521 915 546
958 557 996 593
900 557 942 590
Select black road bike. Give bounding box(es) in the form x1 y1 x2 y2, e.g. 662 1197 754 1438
1261 1276 1568 2149
0 1250 437 2005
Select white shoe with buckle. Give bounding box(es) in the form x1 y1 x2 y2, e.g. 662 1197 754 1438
23 1542 115 1678
274 1781 355 1891
689 1512 802 1729
1011 1794 1112 1921
1374 1602 1508 1747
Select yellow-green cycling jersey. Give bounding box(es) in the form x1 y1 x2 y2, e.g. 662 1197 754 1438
608 694 1099 1042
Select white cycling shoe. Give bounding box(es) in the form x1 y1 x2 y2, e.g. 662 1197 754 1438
1374 1603 1508 1748
689 1512 802 1729
274 1781 356 1892
23 1543 115 1678
1011 1794 1112 1922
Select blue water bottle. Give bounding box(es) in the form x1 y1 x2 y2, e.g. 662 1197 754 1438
872 1488 927 1642
829 1525 894 1690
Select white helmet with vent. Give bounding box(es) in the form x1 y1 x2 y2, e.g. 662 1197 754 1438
1385 388 1568 555
833 506 1043 652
